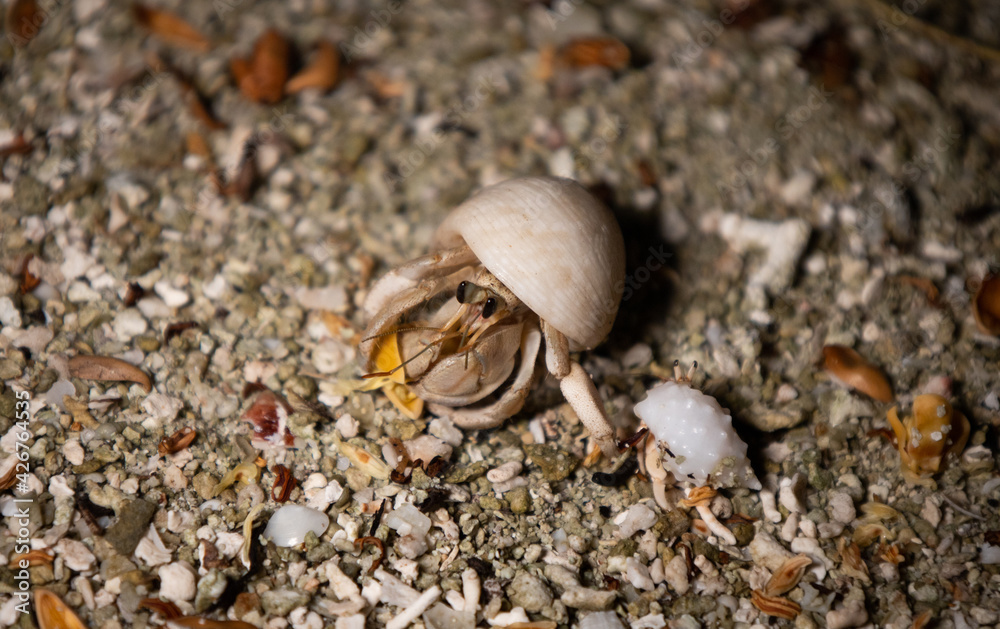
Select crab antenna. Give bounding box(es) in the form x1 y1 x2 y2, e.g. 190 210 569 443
361 325 443 344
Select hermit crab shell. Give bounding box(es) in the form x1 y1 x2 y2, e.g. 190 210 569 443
433 177 626 350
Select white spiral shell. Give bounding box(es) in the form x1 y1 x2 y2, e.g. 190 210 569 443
433 177 626 350
634 380 761 490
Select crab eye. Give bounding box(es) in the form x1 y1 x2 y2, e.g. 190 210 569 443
456 281 468 303
482 297 497 319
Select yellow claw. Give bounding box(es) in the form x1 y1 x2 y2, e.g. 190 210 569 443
886 394 970 483
342 332 425 419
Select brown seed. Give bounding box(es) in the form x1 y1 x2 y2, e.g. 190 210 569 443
6 0 44 47
354 536 385 574
896 275 940 306
68 355 152 393
558 36 630 70
822 345 893 402
34 589 88 629
159 426 197 455
133 4 210 52
271 464 297 502
286 41 339 94
18 253 41 294
764 554 812 596
972 273 1000 336
164 321 199 343
233 29 289 103
750 589 801 620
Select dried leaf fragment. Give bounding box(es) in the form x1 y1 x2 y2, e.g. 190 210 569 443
679 485 716 508
972 273 1000 336
271 464 296 502
68 355 152 393
286 41 339 94
232 29 289 103
763 554 812 596
133 4 210 52
34 589 88 629
822 345 892 402
159 426 196 455
750 589 801 620
558 36 630 70
212 462 260 497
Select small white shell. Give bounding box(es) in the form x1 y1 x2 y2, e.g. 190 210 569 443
263 505 330 547
634 381 760 490
433 177 626 350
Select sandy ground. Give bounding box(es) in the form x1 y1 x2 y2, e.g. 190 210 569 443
1 0 1000 628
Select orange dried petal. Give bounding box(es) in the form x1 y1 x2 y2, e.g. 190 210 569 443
973 273 1000 336
68 355 152 393
822 345 893 402
133 4 210 52
35 589 88 629
558 36 630 70
750 589 801 620
286 41 339 94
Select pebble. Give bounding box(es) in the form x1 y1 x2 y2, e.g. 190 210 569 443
158 562 197 603
264 505 330 547
579 610 626 629
154 280 190 308
55 538 96 572
779 474 807 514
261 588 311 616
0 296 21 327
63 440 85 466
134 524 172 567
112 309 148 340
826 599 868 629
506 571 552 613
487 461 523 483
561 587 617 611
625 556 654 591
524 444 577 481
827 491 856 524
614 503 658 538
105 499 158 556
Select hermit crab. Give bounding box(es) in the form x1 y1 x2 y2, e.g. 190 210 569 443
887 393 969 485
633 364 760 544
359 177 626 457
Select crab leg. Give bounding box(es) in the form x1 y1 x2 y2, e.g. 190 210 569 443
541 321 617 459
682 487 737 546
